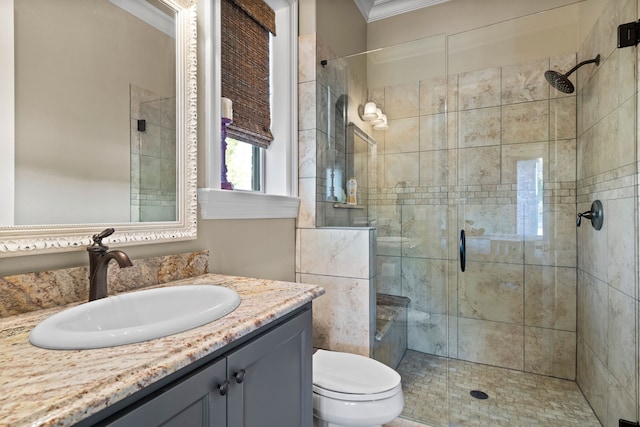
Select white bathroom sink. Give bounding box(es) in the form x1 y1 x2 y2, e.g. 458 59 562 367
29 285 241 350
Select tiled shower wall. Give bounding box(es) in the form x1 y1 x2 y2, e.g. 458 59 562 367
575 0 638 425
130 85 176 222
297 34 376 357
373 53 579 379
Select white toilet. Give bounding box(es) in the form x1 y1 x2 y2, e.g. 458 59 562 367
312 349 404 427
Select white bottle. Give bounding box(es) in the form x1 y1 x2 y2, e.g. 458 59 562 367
347 177 357 205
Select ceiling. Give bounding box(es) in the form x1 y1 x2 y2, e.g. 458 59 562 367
353 0 452 22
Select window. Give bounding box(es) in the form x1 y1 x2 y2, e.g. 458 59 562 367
197 0 299 219
225 138 262 191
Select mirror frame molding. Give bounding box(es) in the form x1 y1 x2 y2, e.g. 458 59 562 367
0 0 198 257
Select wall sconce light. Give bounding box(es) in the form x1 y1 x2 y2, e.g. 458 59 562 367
358 101 389 131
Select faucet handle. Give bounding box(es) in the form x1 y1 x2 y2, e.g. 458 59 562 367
92 228 115 246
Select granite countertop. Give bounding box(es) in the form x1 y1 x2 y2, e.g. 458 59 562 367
0 274 324 427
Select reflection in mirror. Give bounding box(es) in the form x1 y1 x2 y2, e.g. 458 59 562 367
0 0 197 256
11 0 176 225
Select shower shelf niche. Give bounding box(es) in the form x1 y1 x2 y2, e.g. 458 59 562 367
333 203 365 210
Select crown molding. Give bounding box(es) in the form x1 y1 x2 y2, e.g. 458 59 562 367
354 0 451 23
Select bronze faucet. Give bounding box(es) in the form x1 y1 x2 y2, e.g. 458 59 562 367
87 228 133 301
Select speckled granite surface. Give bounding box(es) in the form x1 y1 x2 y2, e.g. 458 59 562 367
0 274 324 427
0 251 209 317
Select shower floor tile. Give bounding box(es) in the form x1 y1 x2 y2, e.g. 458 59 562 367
395 350 601 427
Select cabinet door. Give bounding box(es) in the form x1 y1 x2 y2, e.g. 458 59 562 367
227 309 312 427
104 358 227 427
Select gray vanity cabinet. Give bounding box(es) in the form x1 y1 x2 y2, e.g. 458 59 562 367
99 307 312 427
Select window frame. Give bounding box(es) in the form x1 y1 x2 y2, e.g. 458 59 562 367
198 0 299 219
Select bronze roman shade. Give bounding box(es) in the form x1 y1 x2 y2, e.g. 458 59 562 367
221 0 276 149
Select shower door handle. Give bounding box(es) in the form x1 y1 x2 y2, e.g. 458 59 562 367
459 229 466 272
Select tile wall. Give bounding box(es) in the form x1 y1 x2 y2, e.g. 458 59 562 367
575 0 638 425
297 34 377 356
372 53 579 380
130 85 177 222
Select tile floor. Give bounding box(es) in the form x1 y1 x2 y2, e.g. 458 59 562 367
389 350 601 427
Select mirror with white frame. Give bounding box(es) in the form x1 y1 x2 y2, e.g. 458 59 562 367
0 0 197 256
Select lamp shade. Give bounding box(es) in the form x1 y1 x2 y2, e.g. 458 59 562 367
362 102 378 120
374 114 389 130
370 108 384 125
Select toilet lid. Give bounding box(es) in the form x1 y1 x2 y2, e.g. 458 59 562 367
313 349 401 395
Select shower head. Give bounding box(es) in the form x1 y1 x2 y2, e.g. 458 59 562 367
544 54 601 94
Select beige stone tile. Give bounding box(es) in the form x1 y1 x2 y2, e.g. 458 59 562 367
458 107 501 148
524 203 577 267
595 1 618 65
447 74 459 113
458 261 523 323
524 265 576 331
297 34 316 83
299 228 372 278
461 203 521 260
608 373 637 427
384 153 420 187
580 71 599 133
377 152 386 189
457 318 524 370
524 327 576 379
607 287 636 395
502 100 549 144
385 117 420 154
577 337 608 423
550 96 577 140
377 255 402 295
401 204 448 259
407 309 449 357
305 273 373 356
549 138 576 183
419 76 447 116
606 197 635 296
296 178 316 227
376 205 402 255
298 81 316 131
401 257 447 315
458 146 501 184
596 52 619 122
501 141 547 184
298 129 316 179
419 149 450 186
501 58 549 104
458 67 501 110
419 113 447 151
386 81 420 120
577 271 608 364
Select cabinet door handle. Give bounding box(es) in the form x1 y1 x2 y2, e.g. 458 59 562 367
234 369 246 384
218 379 230 396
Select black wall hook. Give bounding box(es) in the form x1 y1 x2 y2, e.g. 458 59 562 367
577 200 603 230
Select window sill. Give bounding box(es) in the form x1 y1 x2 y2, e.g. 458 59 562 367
197 188 300 220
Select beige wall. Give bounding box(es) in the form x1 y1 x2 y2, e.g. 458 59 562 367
0 218 296 282
367 0 590 49
316 0 367 59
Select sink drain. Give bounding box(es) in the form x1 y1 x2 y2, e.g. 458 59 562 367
470 390 489 400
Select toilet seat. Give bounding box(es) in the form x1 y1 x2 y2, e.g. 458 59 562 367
313 350 402 401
